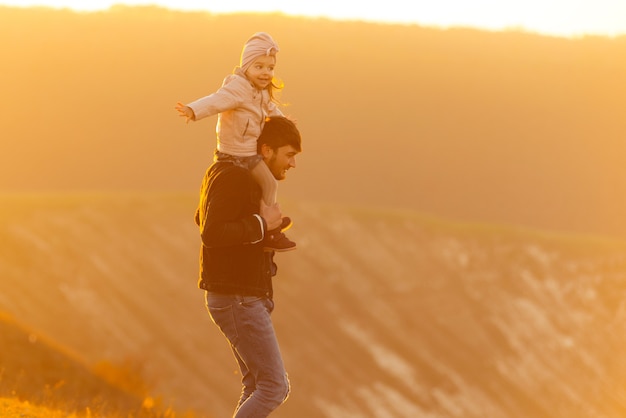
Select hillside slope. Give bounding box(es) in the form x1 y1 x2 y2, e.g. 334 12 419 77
0 311 146 415
1 193 626 417
1 6 626 237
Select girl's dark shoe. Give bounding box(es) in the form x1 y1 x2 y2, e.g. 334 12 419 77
280 217 293 232
263 230 296 252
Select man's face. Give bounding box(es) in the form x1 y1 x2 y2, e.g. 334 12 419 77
245 55 276 90
262 144 299 180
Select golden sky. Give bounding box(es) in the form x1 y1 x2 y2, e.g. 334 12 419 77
2 0 626 37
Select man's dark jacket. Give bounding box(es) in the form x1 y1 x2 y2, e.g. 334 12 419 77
195 161 276 297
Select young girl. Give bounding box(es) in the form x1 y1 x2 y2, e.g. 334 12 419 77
176 32 295 252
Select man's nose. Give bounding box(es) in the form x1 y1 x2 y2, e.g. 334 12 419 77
289 157 296 168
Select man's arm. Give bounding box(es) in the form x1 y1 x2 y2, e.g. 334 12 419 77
197 166 265 248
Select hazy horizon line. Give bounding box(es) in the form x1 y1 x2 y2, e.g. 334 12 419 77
1 2 624 39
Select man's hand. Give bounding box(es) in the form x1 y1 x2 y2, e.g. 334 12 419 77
175 102 195 123
260 201 282 231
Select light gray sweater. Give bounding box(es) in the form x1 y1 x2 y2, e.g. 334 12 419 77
187 71 283 157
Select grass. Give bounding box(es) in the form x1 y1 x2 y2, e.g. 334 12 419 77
0 398 69 418
0 396 189 418
296 197 626 254
0 312 199 418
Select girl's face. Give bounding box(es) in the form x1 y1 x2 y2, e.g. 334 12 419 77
245 55 276 90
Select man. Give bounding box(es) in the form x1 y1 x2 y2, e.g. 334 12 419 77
195 116 302 418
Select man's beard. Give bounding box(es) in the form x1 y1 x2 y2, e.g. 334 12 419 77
267 155 283 180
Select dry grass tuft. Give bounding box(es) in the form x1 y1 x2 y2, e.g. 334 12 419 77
0 312 199 417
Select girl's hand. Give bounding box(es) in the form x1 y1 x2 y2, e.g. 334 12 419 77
175 102 195 123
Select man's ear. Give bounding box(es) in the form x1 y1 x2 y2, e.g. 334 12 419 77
260 143 273 158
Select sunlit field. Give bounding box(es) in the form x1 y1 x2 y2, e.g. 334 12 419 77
2 192 626 417
2 5 626 418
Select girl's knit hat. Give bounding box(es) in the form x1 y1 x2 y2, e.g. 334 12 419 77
239 32 279 73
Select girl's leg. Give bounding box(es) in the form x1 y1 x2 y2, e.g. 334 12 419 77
250 158 296 251
250 160 277 206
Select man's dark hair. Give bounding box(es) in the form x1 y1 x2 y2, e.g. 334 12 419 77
257 116 302 153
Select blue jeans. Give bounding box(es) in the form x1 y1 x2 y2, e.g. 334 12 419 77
205 292 290 418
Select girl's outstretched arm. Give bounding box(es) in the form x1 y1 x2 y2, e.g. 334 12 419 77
175 102 196 123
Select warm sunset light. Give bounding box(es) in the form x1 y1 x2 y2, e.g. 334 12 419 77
2 0 626 37
2 0 626 416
